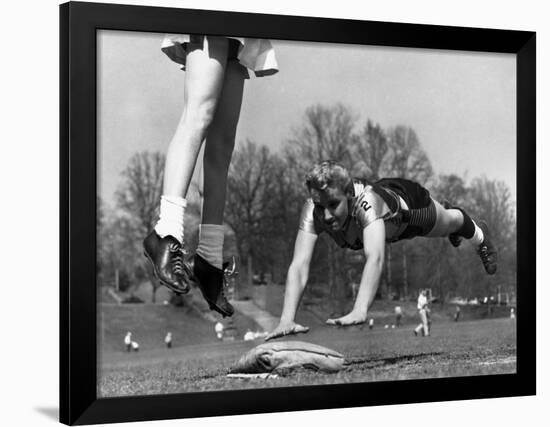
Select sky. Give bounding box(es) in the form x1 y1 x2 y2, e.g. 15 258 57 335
97 30 516 205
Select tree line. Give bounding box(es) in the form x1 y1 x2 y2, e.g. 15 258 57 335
98 104 516 309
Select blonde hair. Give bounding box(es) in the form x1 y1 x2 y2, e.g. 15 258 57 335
305 160 353 194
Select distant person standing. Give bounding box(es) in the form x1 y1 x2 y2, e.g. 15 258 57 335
394 306 403 327
454 305 461 322
368 318 374 330
215 321 224 340
510 308 516 320
124 332 132 352
426 304 432 333
165 332 173 349
414 290 429 337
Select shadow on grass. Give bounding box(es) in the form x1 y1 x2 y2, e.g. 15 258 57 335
346 351 444 367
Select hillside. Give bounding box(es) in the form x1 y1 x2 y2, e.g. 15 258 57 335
99 302 260 353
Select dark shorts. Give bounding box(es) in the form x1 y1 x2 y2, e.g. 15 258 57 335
376 178 437 240
182 35 249 78
187 35 241 61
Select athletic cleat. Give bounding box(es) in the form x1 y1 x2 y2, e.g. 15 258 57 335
193 254 234 317
443 200 463 248
477 221 497 275
143 231 192 294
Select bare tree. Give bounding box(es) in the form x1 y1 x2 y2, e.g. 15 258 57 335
469 177 515 246
351 119 390 181
115 151 165 302
287 103 358 171
116 151 165 233
267 153 309 282
225 140 279 289
386 125 433 184
468 177 516 295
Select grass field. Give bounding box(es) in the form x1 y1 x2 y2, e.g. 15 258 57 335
98 302 261 353
99 317 516 397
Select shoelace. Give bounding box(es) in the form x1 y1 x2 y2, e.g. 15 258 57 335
223 260 237 289
479 245 490 263
220 277 229 297
218 269 232 299
169 244 186 275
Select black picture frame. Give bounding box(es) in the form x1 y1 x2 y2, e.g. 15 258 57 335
60 1 536 425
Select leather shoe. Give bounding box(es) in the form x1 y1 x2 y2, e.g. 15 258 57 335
193 254 234 317
143 230 191 294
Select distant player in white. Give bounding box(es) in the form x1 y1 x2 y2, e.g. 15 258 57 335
165 332 173 349
131 341 139 352
215 321 224 340
266 161 497 340
124 332 132 352
394 305 403 327
243 329 255 341
454 305 461 322
414 290 430 337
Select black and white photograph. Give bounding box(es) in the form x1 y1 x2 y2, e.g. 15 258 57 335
4 0 547 426
97 28 518 397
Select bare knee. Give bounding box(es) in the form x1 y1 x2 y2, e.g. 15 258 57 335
183 99 218 137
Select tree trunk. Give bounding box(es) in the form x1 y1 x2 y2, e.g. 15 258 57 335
438 258 443 303
386 245 392 299
402 249 408 300
147 269 158 304
151 284 158 304
247 252 253 288
246 250 254 298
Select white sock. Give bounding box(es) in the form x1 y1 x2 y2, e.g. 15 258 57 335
468 221 484 246
196 224 224 269
154 195 187 244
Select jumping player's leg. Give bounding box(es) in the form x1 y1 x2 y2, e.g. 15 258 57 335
162 36 229 204
201 59 245 228
426 199 485 244
193 59 246 317
144 37 230 293
426 199 497 274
